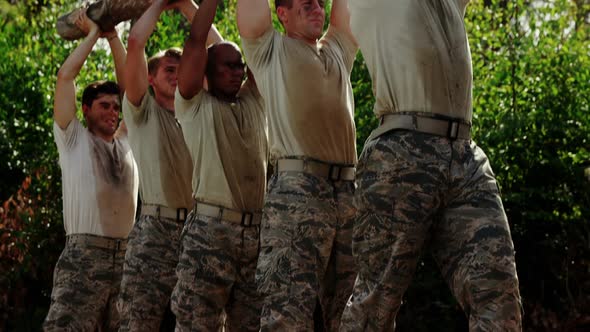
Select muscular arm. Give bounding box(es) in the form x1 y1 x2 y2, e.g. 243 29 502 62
54 10 100 129
327 0 357 46
177 0 221 99
237 0 272 39
124 0 167 106
175 0 223 45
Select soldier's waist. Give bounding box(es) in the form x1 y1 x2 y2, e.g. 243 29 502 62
275 156 356 182
192 200 262 227
370 111 472 141
141 203 189 223
66 233 127 251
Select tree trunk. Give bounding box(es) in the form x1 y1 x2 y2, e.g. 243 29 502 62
56 0 153 40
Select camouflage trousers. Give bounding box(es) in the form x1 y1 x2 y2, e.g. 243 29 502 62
258 171 356 331
340 130 522 331
118 214 183 331
43 234 126 332
171 211 262 331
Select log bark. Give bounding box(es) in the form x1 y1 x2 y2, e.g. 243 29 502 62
56 0 153 40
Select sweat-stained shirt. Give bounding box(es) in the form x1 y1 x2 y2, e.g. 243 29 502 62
54 118 139 238
122 92 193 210
241 27 358 165
175 79 268 212
348 0 473 122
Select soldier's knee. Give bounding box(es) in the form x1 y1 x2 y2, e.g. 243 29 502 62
462 272 522 326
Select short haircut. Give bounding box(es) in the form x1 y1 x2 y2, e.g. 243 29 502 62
81 81 120 107
205 42 241 79
147 47 182 75
275 0 293 9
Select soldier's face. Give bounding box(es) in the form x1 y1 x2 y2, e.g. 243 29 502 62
84 93 121 138
209 45 245 98
279 0 325 41
149 56 179 99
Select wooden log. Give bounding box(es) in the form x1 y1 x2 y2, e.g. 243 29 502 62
56 0 153 40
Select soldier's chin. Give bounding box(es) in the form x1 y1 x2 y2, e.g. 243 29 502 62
309 23 323 38
102 125 117 136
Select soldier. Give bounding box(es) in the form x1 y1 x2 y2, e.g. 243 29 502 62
117 0 222 330
237 0 358 330
44 9 138 332
169 0 267 330
340 1 522 331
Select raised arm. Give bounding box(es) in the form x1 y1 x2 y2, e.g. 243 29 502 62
103 30 127 93
124 0 168 106
328 0 357 46
237 0 272 39
177 0 221 99
174 0 223 45
54 9 99 129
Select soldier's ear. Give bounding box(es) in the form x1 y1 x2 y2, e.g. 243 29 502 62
277 7 288 25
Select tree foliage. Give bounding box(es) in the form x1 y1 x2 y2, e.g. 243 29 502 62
0 0 589 331
468 1 590 329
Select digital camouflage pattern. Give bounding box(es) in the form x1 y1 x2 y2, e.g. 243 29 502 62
171 212 262 331
257 170 356 331
118 214 183 332
44 234 126 332
340 130 522 331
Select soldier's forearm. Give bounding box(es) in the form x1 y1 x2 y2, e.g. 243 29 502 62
128 0 167 50
177 0 199 21
108 34 127 93
188 0 220 45
59 29 100 81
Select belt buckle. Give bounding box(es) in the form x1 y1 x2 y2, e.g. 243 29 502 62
328 165 342 181
241 212 254 227
177 208 188 222
446 120 460 140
